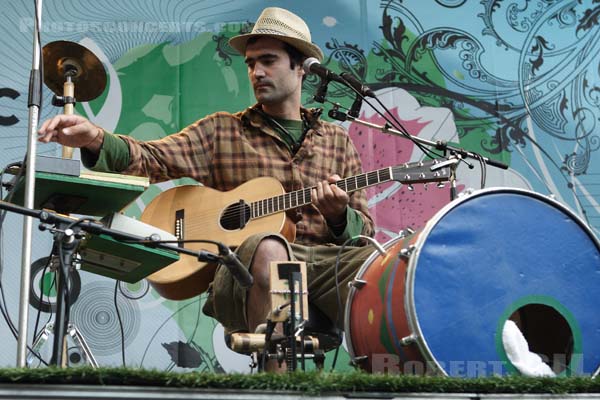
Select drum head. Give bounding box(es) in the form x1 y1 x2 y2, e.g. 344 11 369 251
408 188 600 377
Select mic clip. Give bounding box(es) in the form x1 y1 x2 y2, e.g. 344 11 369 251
313 78 330 104
328 104 348 122
348 93 363 118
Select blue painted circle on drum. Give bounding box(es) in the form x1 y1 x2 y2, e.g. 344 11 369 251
405 188 600 377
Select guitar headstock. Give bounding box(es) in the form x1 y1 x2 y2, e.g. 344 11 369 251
391 159 451 185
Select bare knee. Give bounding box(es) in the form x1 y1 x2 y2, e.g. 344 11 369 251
250 238 290 289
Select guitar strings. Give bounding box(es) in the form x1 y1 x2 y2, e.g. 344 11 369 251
183 169 396 230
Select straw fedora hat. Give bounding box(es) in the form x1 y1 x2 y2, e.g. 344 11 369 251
229 7 324 61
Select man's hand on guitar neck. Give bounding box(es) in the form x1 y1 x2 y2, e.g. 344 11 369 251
312 174 349 231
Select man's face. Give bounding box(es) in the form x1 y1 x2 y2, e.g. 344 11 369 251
244 37 304 106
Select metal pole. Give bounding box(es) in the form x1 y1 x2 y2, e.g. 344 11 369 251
17 0 43 367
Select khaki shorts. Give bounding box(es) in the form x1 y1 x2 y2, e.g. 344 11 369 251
202 232 375 333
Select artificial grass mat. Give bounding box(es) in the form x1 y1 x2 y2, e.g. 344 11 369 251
0 368 599 395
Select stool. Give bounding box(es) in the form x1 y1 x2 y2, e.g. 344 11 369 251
302 304 342 353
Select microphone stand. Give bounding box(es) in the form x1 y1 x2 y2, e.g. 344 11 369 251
16 0 43 367
0 199 224 367
329 106 509 200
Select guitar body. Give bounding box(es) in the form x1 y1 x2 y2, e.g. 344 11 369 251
139 161 450 300
141 177 296 300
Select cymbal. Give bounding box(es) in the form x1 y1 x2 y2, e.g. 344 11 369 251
42 40 107 102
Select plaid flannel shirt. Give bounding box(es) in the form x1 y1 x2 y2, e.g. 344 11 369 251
109 104 374 245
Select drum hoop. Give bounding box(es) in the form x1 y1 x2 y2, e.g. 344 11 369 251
343 236 401 364
403 186 600 376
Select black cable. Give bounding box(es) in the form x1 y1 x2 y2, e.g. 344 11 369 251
187 294 203 345
122 238 224 247
478 153 487 189
32 251 53 344
330 237 354 371
114 280 126 367
0 160 26 234
31 264 54 369
0 283 18 338
139 299 199 367
0 276 48 366
333 76 444 161
0 243 49 365
261 320 277 372
35 0 43 117
325 77 478 177
55 242 72 323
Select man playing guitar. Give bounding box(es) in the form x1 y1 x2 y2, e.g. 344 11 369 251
39 7 377 371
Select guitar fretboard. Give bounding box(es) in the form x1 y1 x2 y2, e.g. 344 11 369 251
250 167 396 219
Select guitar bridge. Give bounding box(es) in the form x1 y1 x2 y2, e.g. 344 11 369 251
175 209 184 247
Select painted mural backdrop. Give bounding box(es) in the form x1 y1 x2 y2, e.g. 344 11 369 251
0 0 598 372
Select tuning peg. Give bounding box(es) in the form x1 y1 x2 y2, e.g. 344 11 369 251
407 184 414 191
437 182 445 188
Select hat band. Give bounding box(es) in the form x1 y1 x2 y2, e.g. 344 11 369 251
251 25 310 42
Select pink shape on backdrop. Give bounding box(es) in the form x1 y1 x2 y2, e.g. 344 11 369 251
349 107 459 243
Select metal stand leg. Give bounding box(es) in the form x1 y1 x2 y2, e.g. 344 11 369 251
27 322 98 368
66 324 99 368
44 223 84 367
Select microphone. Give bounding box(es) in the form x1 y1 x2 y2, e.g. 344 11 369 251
218 244 254 288
302 57 375 98
339 72 376 98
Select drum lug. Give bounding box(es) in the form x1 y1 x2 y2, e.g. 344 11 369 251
399 245 415 259
350 355 368 366
397 227 415 238
400 334 417 346
349 279 367 289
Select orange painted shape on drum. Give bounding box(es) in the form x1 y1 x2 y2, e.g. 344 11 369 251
348 234 426 373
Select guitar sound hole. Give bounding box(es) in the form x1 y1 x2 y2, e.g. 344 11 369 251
220 201 251 231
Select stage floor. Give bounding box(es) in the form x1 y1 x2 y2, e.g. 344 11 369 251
1 384 600 400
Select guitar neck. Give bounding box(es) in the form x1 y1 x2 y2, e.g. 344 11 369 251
250 166 396 219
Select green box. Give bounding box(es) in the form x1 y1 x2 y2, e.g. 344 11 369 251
80 234 179 283
8 170 148 216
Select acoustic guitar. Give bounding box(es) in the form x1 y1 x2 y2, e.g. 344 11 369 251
140 160 450 300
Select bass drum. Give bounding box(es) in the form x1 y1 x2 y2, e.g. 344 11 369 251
344 187 600 377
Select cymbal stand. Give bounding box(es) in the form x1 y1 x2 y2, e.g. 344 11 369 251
16 0 43 367
50 64 78 159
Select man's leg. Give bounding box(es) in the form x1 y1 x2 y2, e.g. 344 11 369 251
246 237 290 372
246 238 290 332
